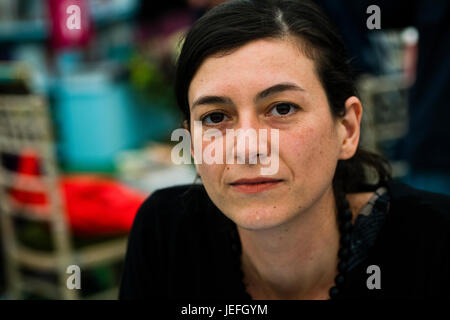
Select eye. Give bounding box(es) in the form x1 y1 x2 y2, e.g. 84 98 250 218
269 102 299 117
201 112 230 125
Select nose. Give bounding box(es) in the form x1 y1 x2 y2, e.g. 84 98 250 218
229 113 272 165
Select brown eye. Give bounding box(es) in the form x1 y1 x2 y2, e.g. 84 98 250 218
270 103 299 117
202 112 229 125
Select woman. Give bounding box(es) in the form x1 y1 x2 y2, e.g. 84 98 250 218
120 0 450 299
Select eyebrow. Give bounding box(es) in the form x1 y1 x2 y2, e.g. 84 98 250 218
191 82 305 110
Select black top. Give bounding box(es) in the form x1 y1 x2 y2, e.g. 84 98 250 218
119 181 450 299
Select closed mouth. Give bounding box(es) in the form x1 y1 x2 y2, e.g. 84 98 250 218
229 179 283 194
230 179 283 185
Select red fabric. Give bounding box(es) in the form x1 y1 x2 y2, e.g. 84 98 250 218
9 149 146 236
10 149 47 205
62 175 146 236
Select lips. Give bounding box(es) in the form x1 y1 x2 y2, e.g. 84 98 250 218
230 177 283 185
229 177 283 194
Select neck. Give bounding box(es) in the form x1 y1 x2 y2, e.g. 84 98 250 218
237 185 341 299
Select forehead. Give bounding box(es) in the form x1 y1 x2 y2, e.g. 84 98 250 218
188 37 321 107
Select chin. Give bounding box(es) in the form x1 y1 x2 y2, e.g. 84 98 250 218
230 205 290 231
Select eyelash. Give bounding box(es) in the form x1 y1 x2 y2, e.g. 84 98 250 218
268 102 300 117
200 102 300 125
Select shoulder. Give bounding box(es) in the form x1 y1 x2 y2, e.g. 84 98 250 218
122 184 243 299
380 180 450 255
139 183 208 211
132 183 214 232
361 181 450 297
129 183 233 248
386 180 450 225
120 183 214 299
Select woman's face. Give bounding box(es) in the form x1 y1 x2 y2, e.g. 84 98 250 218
188 37 359 230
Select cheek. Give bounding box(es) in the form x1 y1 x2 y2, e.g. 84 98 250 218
281 123 339 175
282 126 318 162
193 133 227 178
197 163 220 182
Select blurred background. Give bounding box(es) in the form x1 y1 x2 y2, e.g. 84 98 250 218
0 0 448 299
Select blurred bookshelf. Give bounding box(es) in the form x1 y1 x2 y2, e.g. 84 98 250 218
0 0 186 174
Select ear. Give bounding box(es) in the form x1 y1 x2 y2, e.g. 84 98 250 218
338 96 363 160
